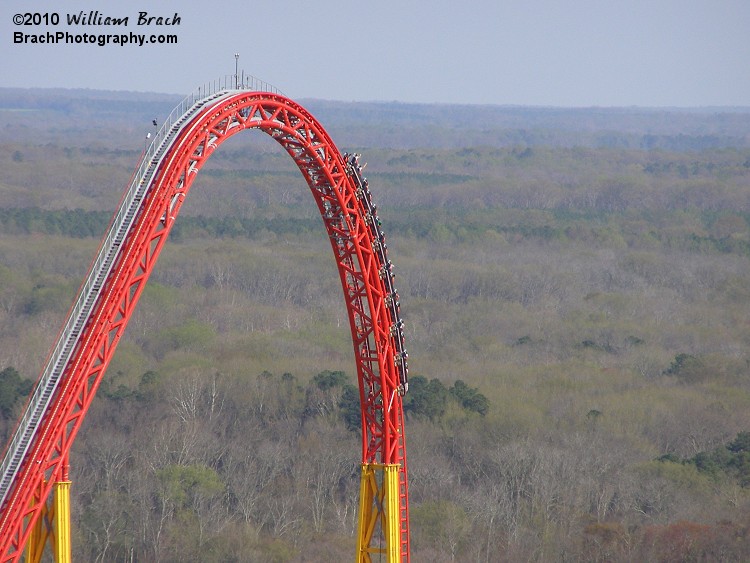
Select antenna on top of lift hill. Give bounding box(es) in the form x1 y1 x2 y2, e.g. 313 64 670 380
234 53 240 89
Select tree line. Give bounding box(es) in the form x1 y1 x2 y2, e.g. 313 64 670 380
2 89 750 560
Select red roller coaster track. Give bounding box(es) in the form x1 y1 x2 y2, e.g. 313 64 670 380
0 79 409 561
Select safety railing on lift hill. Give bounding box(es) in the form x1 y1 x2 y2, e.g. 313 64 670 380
161 72 283 138
0 73 279 510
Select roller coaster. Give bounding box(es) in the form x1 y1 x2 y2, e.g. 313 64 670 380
0 75 410 562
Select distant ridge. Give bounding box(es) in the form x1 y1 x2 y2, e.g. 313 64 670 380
1 87 749 150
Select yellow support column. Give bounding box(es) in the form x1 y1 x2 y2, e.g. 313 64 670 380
25 498 48 563
24 478 72 563
357 464 380 562
53 480 72 563
356 463 402 563
383 465 401 562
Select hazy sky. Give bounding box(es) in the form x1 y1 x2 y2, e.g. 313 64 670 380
2 0 749 107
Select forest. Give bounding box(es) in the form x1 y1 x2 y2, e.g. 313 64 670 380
1 88 750 561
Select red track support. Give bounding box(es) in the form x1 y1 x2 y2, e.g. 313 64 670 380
0 91 409 560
